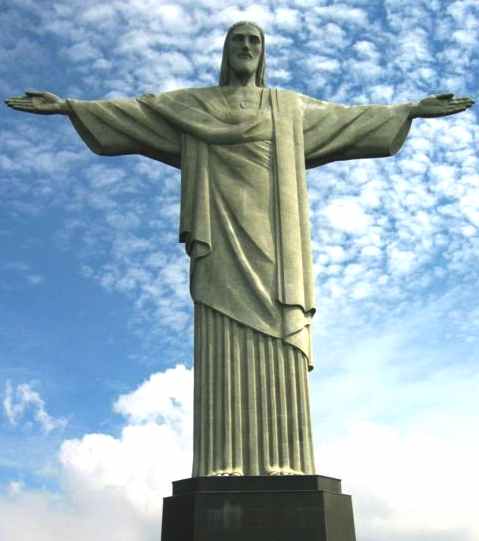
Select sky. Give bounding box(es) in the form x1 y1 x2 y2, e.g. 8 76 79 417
1 0 478 540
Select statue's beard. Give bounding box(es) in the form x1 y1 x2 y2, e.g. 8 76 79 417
229 65 257 82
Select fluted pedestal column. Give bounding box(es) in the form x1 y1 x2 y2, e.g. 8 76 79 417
161 475 356 541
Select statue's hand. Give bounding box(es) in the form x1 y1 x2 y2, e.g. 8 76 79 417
5 90 68 115
410 93 474 119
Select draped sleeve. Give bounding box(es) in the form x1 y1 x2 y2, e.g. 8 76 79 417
301 95 413 169
66 98 181 168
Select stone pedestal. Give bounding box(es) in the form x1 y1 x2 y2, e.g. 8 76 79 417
161 475 356 541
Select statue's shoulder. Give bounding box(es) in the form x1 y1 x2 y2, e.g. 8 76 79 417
271 88 314 114
139 87 230 115
292 91 336 113
141 86 221 103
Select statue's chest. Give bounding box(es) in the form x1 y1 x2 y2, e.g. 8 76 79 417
222 92 270 124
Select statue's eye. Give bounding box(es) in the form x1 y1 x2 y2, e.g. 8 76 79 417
250 36 260 44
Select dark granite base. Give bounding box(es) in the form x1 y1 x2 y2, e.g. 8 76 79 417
161 475 356 540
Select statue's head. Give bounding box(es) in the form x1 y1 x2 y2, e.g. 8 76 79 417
219 21 266 87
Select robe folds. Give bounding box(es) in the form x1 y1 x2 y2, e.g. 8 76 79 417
67 87 412 371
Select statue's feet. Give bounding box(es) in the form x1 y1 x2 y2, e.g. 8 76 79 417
267 467 304 476
207 467 304 476
212 469 244 477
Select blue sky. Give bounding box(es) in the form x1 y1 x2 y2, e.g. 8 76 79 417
1 1 478 540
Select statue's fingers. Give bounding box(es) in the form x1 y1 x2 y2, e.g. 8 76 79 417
5 98 34 107
12 100 35 109
6 103 35 112
6 100 27 108
449 101 470 110
455 100 473 109
451 97 474 105
447 105 468 115
5 96 30 103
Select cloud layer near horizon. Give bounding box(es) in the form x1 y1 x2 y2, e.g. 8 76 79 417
2 359 478 541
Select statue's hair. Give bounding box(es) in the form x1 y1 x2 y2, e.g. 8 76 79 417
219 21 267 87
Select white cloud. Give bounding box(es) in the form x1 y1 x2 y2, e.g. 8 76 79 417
3 382 67 433
323 198 372 234
325 245 347 263
351 281 372 299
1 261 46 289
3 329 478 540
275 8 302 32
6 481 25 496
215 4 274 28
0 487 156 541
114 364 193 425
313 57 341 73
387 245 417 275
369 84 395 103
314 5 368 26
361 245 381 258
60 365 192 517
310 295 479 540
0 366 194 540
318 420 479 541
306 22 348 54
462 225 476 237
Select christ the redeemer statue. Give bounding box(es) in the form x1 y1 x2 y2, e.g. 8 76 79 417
6 22 474 477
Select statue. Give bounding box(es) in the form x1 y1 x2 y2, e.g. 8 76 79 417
6 22 474 478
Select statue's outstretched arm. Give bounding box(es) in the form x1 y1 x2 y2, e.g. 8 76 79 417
5 90 181 164
409 93 474 119
5 90 69 115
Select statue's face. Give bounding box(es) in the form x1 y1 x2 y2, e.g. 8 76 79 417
227 24 262 79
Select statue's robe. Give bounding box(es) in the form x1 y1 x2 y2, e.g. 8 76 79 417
67 88 411 475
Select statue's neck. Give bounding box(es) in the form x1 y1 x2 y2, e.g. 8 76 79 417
228 70 257 88
220 86 263 109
